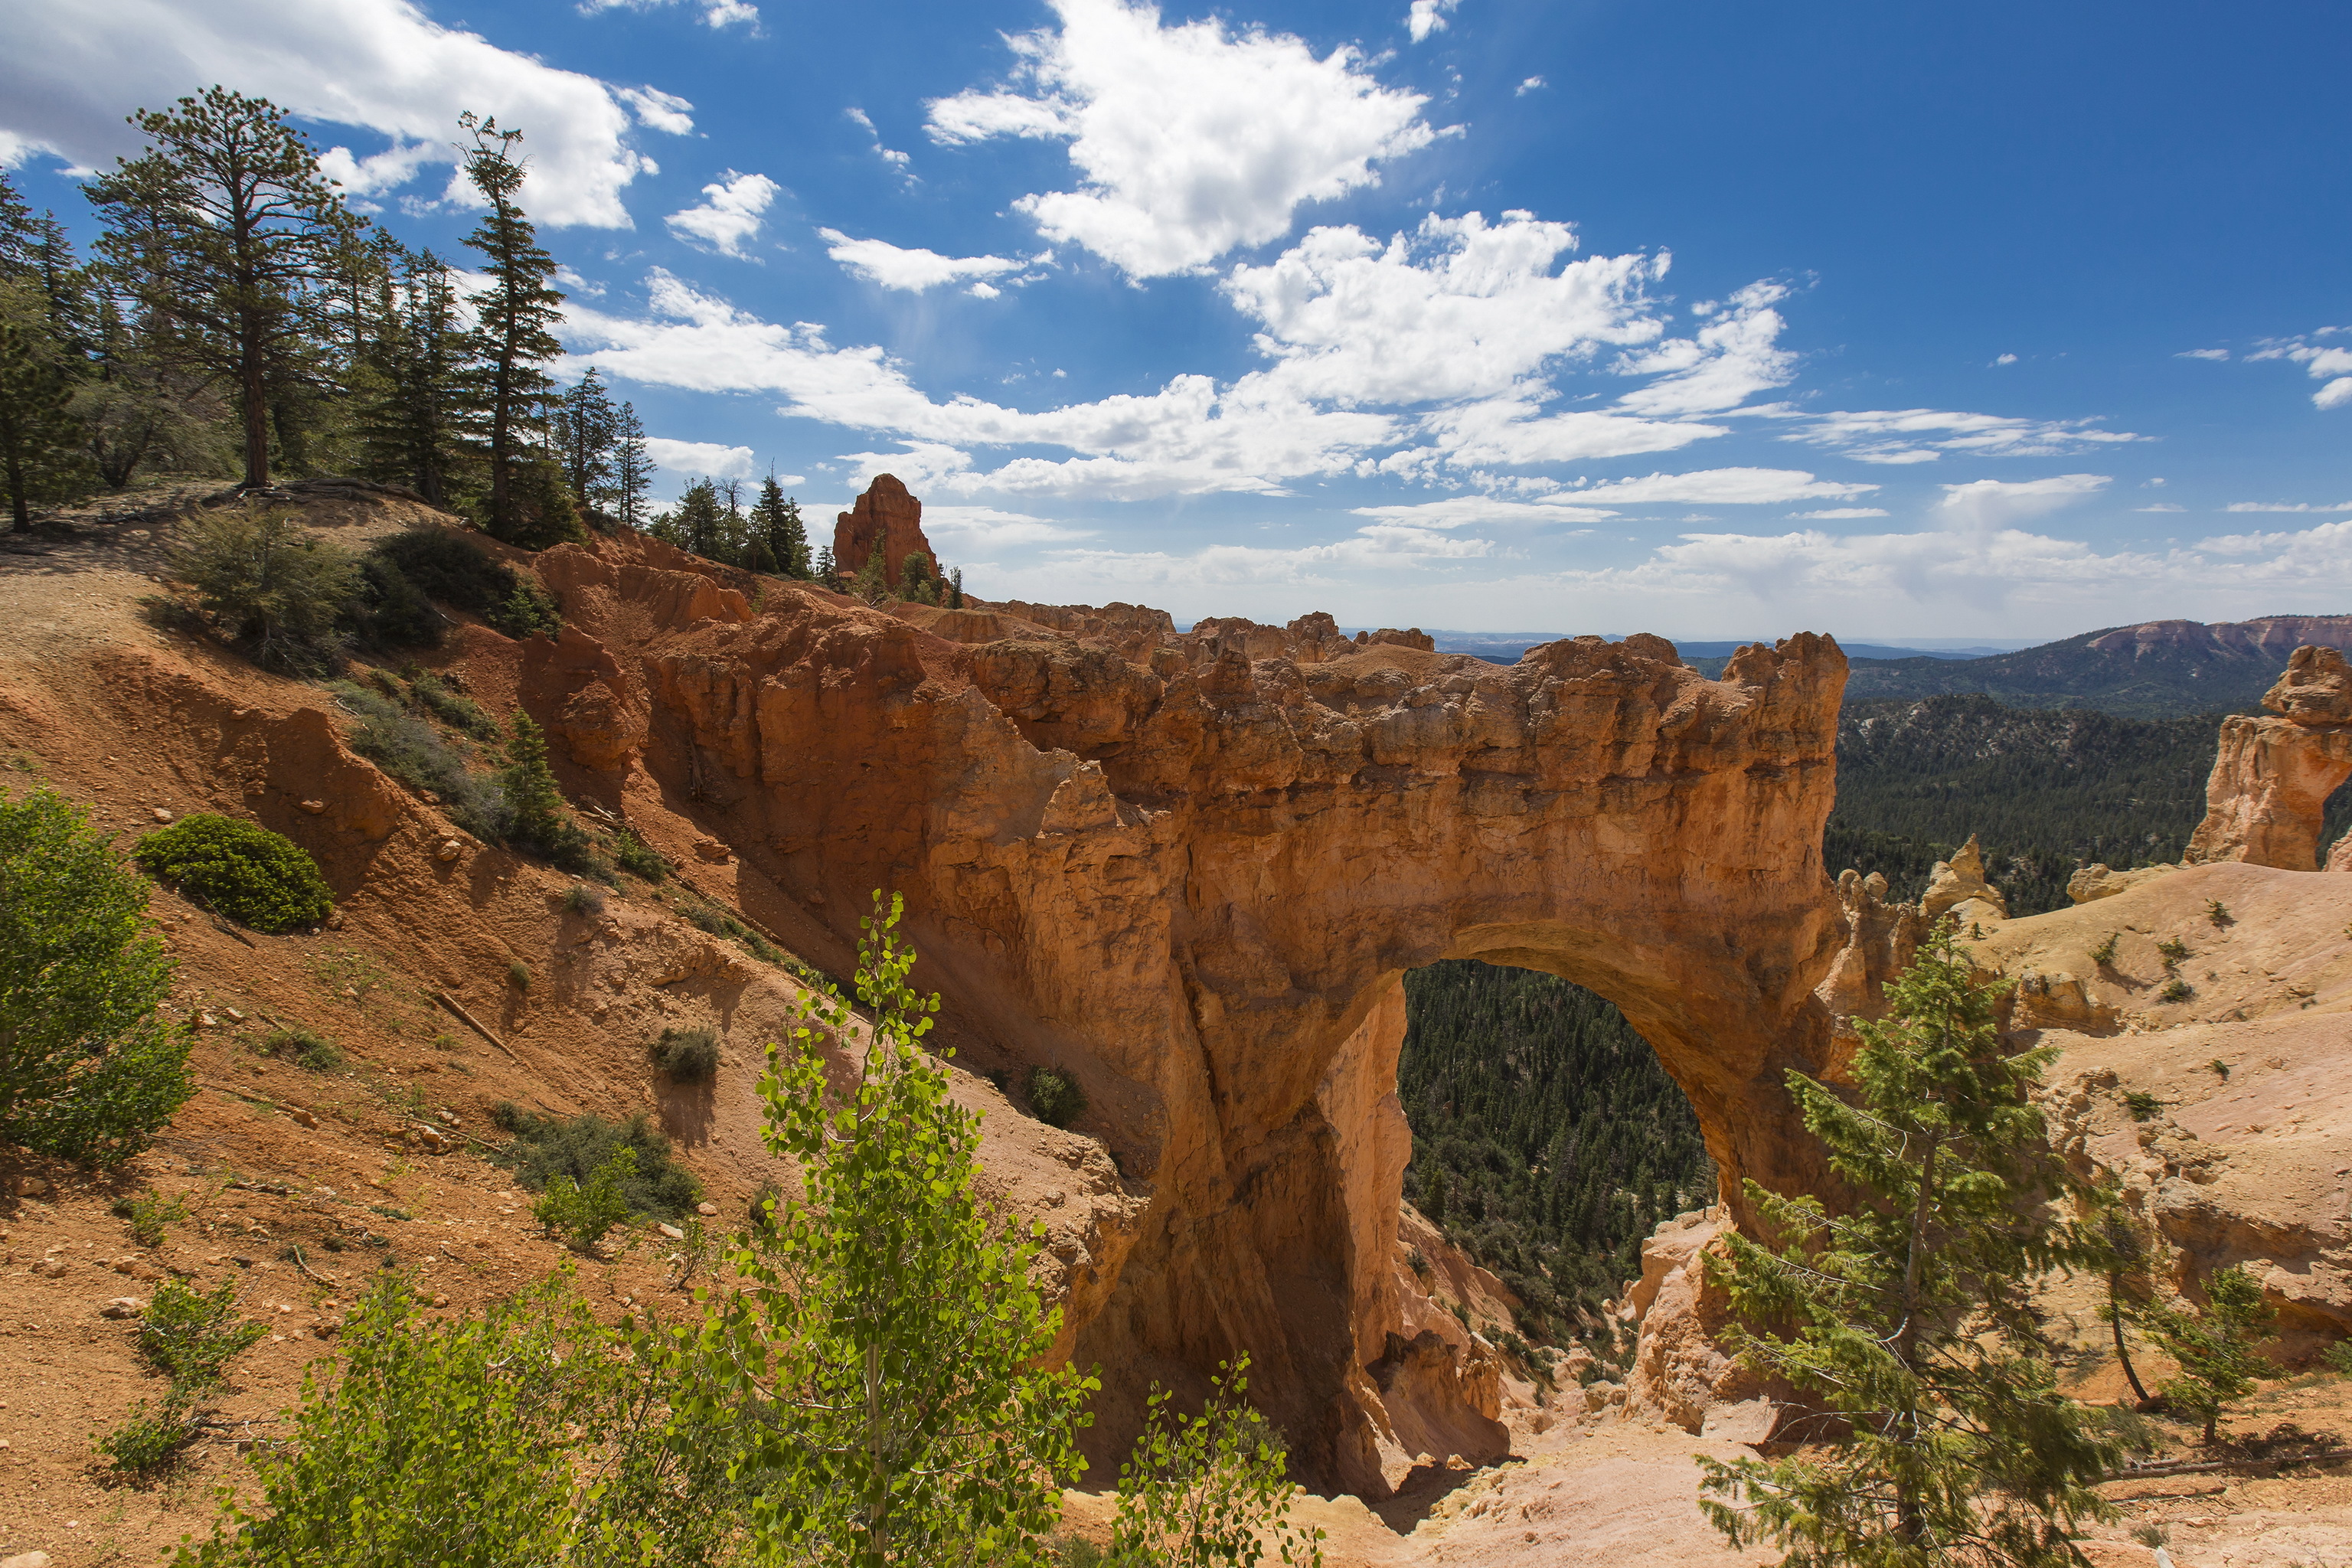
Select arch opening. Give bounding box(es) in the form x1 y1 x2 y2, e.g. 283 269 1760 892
1394 959 1715 1370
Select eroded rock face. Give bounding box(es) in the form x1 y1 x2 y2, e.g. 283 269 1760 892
833 474 937 590
520 524 1864 1492
2187 646 2352 871
1922 833 2009 921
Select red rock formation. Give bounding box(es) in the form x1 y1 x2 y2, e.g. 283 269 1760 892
2186 645 2352 871
833 473 937 589
512 524 1866 1494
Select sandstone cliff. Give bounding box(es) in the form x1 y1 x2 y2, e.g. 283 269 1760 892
2185 645 2352 871
511 524 1873 1489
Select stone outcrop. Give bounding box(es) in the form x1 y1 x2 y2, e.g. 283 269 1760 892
2066 862 2178 903
833 474 937 589
2186 645 2352 871
1921 833 2009 921
506 519 1870 1494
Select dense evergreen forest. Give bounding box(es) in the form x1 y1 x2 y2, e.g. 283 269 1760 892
1828 693 2352 913
1396 959 1714 1354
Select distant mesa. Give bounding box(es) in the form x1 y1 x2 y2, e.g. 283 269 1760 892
835 474 937 589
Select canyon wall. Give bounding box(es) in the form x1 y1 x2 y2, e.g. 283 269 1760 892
524 526 1867 1492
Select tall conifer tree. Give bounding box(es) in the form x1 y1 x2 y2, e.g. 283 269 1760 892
456 113 571 546
612 401 652 530
553 369 619 517
86 88 351 488
1698 925 2118 1568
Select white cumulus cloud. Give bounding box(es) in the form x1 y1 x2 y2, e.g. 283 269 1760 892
923 0 1439 278
1609 281 1798 417
818 230 1027 292
665 170 779 257
2176 348 2230 361
0 0 679 227
2223 498 2352 514
644 437 757 477
1406 0 1460 42
1935 473 2109 531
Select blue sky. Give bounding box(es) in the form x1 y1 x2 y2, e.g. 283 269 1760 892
4 0 2347 640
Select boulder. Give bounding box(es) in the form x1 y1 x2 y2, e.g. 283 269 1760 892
2066 862 2179 903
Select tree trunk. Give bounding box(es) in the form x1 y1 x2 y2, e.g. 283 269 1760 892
2109 1280 2154 1406
238 305 269 488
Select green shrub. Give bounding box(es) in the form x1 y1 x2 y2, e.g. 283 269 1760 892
534 1145 637 1253
2157 936 2191 968
2205 899 2232 927
2122 1089 2163 1122
650 1026 720 1083
0 787 192 1165
171 1272 740 1565
261 1024 342 1073
174 505 362 672
139 1276 266 1388
2089 932 2119 968
491 1106 700 1221
612 830 666 882
332 683 511 841
113 1187 191 1246
133 813 335 933
507 960 530 991
368 529 516 615
2160 978 2194 1004
2323 1339 2352 1376
99 1388 203 1478
352 552 443 649
406 671 496 738
487 579 562 640
564 883 606 917
1028 1066 1087 1129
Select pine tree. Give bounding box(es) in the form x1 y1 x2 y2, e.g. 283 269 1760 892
851 542 890 603
356 247 477 508
714 477 751 566
665 480 724 559
1697 924 2118 1568
898 551 938 605
0 315 87 528
86 87 353 489
2137 1265 2275 1444
551 370 619 518
946 566 965 609
750 476 809 577
612 402 652 529
456 113 573 547
815 542 836 586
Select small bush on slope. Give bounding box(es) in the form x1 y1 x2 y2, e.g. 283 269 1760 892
174 505 361 673
330 683 511 841
489 1106 698 1222
133 812 334 932
0 786 191 1164
649 1026 720 1083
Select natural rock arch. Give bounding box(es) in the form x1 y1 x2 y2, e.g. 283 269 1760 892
528 531 1884 1492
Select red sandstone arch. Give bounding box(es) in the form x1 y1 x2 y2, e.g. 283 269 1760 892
528 531 1872 1492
